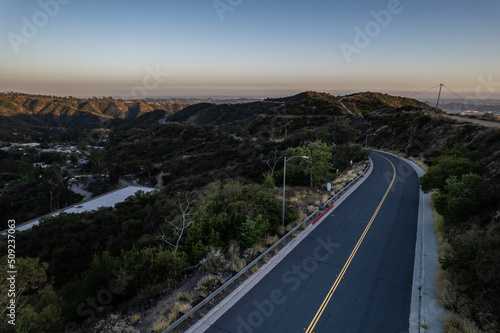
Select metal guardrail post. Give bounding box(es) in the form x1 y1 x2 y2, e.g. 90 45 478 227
161 209 319 333
162 160 371 333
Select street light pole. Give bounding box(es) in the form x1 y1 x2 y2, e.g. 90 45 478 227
365 133 376 149
282 155 309 227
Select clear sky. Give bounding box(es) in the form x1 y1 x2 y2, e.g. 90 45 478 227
0 0 499 99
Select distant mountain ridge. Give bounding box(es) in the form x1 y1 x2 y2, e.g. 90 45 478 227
145 97 263 105
168 91 438 130
0 92 188 133
0 91 438 134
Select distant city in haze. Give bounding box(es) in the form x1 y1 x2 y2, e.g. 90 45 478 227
1 0 499 101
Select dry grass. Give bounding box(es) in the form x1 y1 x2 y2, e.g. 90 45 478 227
166 311 179 326
151 315 171 333
130 313 141 326
151 301 192 333
409 157 428 171
263 234 279 247
231 259 247 273
444 313 483 333
252 242 265 254
92 313 139 332
173 301 192 315
228 240 241 263
436 277 457 310
174 290 194 303
250 265 259 274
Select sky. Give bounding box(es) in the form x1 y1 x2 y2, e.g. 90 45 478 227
0 0 499 100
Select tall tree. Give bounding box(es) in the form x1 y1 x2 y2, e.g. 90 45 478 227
286 141 334 188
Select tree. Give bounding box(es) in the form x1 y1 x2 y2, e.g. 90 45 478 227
40 166 67 211
156 198 196 256
439 173 493 223
285 141 334 188
89 148 106 173
332 144 367 172
16 286 64 333
0 256 63 333
261 149 283 179
240 214 270 248
420 156 482 193
0 256 48 314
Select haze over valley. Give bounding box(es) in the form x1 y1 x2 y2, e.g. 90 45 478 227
0 1 499 332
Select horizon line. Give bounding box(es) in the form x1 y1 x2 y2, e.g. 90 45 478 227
2 89 500 102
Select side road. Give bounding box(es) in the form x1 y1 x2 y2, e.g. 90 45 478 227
374 150 446 333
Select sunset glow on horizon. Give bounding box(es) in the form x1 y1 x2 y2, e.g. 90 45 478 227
1 0 499 99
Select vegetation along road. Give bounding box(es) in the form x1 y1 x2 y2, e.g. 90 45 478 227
201 151 419 333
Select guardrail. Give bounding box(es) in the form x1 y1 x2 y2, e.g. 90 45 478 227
162 208 319 333
325 162 370 207
162 160 371 333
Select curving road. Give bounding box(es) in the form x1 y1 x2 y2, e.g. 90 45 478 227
202 152 419 333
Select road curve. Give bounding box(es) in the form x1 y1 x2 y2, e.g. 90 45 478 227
203 152 419 333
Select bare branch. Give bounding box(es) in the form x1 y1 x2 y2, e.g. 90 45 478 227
156 197 197 256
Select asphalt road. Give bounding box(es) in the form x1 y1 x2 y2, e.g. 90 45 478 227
4 186 155 233
203 152 420 333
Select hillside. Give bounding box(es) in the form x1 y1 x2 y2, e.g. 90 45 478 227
167 91 439 138
0 92 188 133
340 91 437 115
1 90 498 332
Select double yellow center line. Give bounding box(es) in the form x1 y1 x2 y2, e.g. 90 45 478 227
305 154 396 333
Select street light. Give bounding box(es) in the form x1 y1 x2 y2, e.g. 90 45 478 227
282 155 309 227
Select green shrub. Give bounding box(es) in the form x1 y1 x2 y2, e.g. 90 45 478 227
240 215 270 248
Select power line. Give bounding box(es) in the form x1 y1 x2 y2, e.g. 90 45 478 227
411 84 477 109
409 84 441 98
442 84 468 101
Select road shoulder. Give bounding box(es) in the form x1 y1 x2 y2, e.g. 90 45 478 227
186 159 374 333
376 150 446 333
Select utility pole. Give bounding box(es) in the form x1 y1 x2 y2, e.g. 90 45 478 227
436 84 443 108
282 155 308 227
365 133 376 149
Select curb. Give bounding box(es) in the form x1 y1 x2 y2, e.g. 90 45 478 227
185 160 374 333
372 150 446 333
